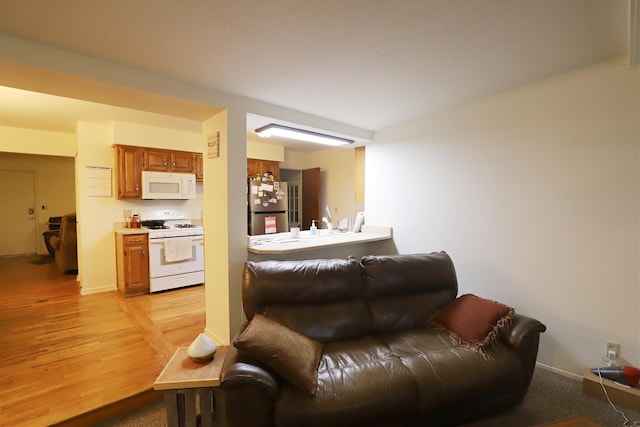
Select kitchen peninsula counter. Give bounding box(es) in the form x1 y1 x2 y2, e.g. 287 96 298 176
248 225 393 260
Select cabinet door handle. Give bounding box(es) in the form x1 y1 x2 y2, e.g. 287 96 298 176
163 160 167 167
129 239 142 243
173 160 176 168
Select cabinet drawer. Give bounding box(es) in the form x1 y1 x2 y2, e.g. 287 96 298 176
123 234 147 246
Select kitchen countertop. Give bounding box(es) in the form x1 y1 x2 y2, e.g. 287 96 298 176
247 225 392 254
113 223 149 235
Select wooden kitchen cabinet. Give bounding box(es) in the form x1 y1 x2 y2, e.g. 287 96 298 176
115 233 150 297
115 145 143 199
142 148 195 173
171 151 196 173
247 158 261 178
247 158 280 180
115 145 202 198
143 148 172 171
195 153 203 182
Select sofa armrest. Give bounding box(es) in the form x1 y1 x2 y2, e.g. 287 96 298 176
503 313 546 399
221 344 279 396
505 313 546 349
220 338 279 427
50 235 61 250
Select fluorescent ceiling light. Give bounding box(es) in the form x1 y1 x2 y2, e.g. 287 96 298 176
255 123 354 147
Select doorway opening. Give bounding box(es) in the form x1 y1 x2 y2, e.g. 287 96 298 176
0 153 77 259
280 168 320 231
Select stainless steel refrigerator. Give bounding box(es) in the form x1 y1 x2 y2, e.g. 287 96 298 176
248 180 289 235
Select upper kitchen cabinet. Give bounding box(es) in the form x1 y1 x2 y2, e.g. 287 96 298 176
195 154 203 182
171 150 196 173
143 148 196 173
142 148 170 171
115 145 202 199
115 145 143 199
247 158 279 180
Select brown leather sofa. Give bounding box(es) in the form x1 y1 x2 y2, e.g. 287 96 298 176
49 213 78 273
220 252 546 427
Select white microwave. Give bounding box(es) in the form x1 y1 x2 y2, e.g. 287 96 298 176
141 171 196 200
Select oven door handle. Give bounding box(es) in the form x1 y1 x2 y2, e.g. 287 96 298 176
149 237 204 244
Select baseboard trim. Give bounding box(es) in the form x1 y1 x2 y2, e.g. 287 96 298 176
204 326 229 346
536 362 583 381
51 389 164 427
80 283 117 295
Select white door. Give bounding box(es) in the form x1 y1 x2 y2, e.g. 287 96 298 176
0 170 37 256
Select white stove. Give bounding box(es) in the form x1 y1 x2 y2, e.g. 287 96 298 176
144 223 204 239
140 210 204 293
141 209 203 236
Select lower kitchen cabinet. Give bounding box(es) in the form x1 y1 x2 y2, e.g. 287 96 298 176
116 232 150 297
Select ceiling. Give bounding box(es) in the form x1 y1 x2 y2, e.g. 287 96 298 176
0 1 635 151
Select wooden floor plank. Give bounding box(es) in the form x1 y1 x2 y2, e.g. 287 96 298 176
0 255 205 426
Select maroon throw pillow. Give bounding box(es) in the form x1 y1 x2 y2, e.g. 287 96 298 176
431 294 514 353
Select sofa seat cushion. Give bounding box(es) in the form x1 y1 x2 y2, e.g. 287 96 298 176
378 328 524 413
274 336 419 427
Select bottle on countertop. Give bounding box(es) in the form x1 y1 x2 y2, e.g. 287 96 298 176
310 220 317 235
130 214 141 228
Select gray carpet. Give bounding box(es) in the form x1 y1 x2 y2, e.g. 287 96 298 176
98 367 640 426
464 367 640 427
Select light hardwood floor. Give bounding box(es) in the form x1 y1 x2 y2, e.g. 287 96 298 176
0 254 205 427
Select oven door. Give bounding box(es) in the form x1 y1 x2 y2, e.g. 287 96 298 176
148 235 204 279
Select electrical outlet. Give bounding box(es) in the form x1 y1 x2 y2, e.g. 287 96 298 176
606 341 620 360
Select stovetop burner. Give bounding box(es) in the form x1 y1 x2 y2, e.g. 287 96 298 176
140 214 202 237
141 219 166 228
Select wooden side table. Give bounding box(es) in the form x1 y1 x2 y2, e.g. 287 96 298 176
154 346 228 427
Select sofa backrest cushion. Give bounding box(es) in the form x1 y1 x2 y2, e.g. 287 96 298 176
242 257 370 342
361 252 458 332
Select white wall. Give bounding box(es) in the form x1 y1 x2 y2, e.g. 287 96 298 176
310 148 358 226
0 125 76 157
202 110 237 343
368 57 639 375
112 121 203 153
75 122 118 293
247 139 284 162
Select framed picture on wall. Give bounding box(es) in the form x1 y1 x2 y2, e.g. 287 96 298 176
208 131 220 159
